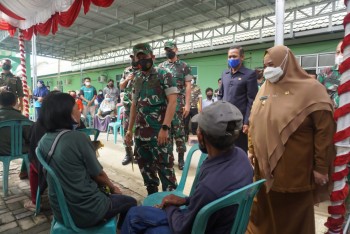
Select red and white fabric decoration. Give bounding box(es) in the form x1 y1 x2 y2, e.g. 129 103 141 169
18 30 29 117
326 1 350 233
0 0 114 40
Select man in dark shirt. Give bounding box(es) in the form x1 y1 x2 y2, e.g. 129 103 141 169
0 91 30 155
218 46 258 152
0 59 24 111
121 101 253 234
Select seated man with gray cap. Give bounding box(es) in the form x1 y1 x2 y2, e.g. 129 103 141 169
121 101 254 234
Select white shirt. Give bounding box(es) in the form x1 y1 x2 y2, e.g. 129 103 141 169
202 97 217 109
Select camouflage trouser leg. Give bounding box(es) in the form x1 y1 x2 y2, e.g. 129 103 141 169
123 112 133 148
135 139 177 191
171 110 187 154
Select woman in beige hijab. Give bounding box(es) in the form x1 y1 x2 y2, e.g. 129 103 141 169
247 45 335 234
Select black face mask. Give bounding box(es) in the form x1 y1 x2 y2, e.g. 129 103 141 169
2 64 11 71
138 58 153 71
166 51 176 59
109 83 114 88
207 94 213 99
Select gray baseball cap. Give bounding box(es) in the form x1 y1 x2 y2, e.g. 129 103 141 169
192 101 243 137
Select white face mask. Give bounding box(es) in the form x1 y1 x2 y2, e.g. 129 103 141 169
335 55 343 66
85 82 91 86
264 52 288 84
191 80 195 85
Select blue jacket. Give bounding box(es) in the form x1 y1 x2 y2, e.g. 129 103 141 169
165 146 253 234
33 85 49 108
218 66 258 125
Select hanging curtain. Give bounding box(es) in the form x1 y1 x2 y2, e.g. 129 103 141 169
0 0 114 39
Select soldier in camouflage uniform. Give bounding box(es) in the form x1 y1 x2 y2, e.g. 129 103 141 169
125 43 179 195
317 41 342 109
119 56 138 165
0 59 24 111
158 40 193 170
184 77 202 137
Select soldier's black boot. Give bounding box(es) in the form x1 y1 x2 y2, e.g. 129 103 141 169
146 186 158 195
178 153 185 170
122 147 133 165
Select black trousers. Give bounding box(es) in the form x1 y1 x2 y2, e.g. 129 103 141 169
235 131 248 153
184 108 198 135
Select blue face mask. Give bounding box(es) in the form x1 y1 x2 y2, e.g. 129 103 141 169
228 58 240 68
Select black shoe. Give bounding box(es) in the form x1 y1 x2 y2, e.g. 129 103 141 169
122 155 132 165
178 160 184 170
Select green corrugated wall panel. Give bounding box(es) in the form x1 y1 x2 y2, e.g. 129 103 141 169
38 39 341 94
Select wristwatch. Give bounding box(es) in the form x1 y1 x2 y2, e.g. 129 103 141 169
161 125 171 131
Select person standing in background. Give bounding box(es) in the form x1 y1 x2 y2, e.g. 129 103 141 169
158 40 192 170
218 46 258 152
80 77 97 120
202 87 217 109
317 40 343 109
103 79 119 104
184 77 202 138
32 80 49 120
214 78 221 98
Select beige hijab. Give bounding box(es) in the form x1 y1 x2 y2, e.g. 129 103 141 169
250 45 333 191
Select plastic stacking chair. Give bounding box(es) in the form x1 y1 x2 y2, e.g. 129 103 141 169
0 120 32 196
191 179 266 234
35 148 117 233
142 144 208 206
77 128 100 141
106 106 124 144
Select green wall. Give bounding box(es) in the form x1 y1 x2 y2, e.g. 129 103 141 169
39 39 340 94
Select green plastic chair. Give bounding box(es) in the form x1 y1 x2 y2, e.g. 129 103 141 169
77 128 100 141
142 144 208 206
106 106 124 144
191 179 266 234
35 148 117 233
0 119 32 196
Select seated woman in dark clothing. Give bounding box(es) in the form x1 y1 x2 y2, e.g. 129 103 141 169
36 92 137 230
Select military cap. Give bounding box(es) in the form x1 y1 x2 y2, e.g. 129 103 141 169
164 40 177 49
133 43 153 55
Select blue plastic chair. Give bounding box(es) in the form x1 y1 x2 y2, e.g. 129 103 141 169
192 179 266 234
142 144 208 206
0 119 32 196
107 106 124 144
77 128 100 141
35 148 117 233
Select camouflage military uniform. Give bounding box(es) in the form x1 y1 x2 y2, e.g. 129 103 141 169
0 72 24 99
184 84 202 135
317 65 340 108
133 66 179 192
158 60 192 154
121 66 136 147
